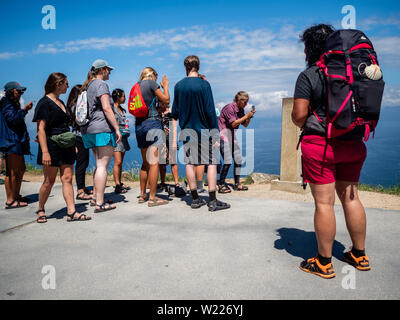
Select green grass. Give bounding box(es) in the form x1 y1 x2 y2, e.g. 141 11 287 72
243 174 254 185
25 163 43 174
358 183 400 195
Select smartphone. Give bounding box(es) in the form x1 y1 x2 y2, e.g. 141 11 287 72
251 105 256 112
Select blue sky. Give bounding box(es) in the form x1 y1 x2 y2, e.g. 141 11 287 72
1 0 399 132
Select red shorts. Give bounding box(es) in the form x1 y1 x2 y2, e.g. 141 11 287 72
301 135 367 184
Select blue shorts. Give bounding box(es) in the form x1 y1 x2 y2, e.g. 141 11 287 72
82 132 117 149
135 119 164 149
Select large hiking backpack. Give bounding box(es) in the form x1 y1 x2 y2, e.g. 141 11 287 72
316 29 385 140
75 90 89 126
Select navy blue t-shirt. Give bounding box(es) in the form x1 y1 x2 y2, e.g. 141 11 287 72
171 77 218 141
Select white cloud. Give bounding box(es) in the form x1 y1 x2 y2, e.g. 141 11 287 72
0 51 24 60
382 86 400 107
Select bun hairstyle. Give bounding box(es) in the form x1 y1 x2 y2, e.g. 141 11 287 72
44 72 67 95
234 91 249 103
184 55 200 73
139 67 158 82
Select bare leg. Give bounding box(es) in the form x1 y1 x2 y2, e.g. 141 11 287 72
15 155 26 199
206 164 217 192
140 148 149 197
171 164 179 185
159 164 167 184
310 182 336 258
336 181 366 251
38 165 58 214
5 154 28 206
60 165 76 215
147 146 160 199
186 164 197 191
93 146 114 207
113 151 123 186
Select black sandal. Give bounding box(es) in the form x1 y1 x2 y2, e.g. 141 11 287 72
121 184 131 191
67 211 92 222
5 200 28 209
90 198 114 206
218 184 231 194
76 191 92 201
36 209 47 224
115 184 128 194
233 184 248 191
94 203 116 213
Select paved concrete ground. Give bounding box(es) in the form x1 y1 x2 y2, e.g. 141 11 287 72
0 182 399 300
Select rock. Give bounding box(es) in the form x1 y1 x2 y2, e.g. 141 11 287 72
250 172 280 184
121 171 132 181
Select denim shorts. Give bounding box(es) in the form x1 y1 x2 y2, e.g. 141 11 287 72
82 132 117 149
135 119 164 150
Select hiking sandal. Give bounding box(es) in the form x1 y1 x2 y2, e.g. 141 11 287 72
90 198 114 206
218 184 231 194
138 194 149 204
208 199 231 212
233 184 248 191
76 191 92 201
67 211 92 222
84 188 93 195
36 209 47 224
5 200 28 209
94 203 116 213
148 198 168 207
115 184 128 194
121 184 131 191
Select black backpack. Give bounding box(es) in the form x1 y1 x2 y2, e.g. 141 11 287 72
316 29 385 140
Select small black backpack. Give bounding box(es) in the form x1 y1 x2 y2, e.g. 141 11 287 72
316 29 385 140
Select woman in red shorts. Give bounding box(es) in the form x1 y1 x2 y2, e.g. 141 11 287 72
292 24 371 279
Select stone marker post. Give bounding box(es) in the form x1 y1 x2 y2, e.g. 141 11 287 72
271 98 309 193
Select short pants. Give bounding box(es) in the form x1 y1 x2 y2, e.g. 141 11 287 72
184 137 219 165
82 132 117 149
135 119 164 150
301 135 367 184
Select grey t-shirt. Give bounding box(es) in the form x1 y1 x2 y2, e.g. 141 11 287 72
135 80 161 125
82 79 114 135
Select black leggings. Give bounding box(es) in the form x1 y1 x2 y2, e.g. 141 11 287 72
219 140 242 185
75 136 89 190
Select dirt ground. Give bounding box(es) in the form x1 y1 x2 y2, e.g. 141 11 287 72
21 172 400 211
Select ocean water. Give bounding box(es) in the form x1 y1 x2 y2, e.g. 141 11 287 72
27 107 400 187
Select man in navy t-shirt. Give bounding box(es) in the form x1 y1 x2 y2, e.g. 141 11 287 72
171 55 230 212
